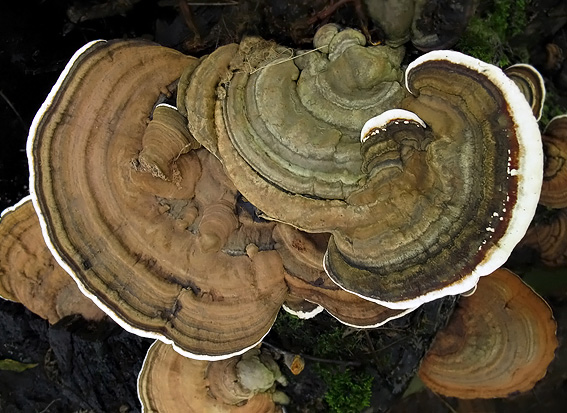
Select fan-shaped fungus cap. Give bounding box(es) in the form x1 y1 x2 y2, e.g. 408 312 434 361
520 208 567 267
218 47 542 309
136 103 201 181
28 40 287 360
274 224 413 327
540 115 567 208
215 42 543 309
504 63 546 120
326 51 542 308
179 43 239 158
138 341 283 412
419 268 558 399
0 196 104 323
210 25 406 200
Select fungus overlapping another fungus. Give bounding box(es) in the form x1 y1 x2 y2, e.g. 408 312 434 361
325 52 542 307
274 224 414 327
200 26 542 309
180 43 240 158
504 63 545 120
419 268 558 398
138 341 285 412
190 25 406 199
28 40 287 360
540 115 567 208
0 196 104 323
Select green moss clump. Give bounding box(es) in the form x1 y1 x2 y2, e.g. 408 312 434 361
274 311 306 334
313 327 361 359
317 365 373 413
457 0 529 66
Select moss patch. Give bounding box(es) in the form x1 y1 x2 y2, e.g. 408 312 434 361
316 365 373 413
457 0 529 66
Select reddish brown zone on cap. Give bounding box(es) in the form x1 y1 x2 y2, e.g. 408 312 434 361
406 58 522 278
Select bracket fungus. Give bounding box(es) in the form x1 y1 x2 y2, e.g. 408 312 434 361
540 114 567 208
194 26 543 309
504 63 545 121
323 51 543 308
138 341 284 412
0 196 104 323
418 268 558 398
520 208 567 267
187 25 406 199
27 39 287 360
274 224 414 328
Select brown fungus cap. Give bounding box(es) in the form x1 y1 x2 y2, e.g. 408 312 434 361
0 196 104 323
136 103 201 181
179 43 239 158
326 51 543 308
138 341 283 413
418 268 558 399
28 40 287 360
520 208 567 267
540 114 567 208
274 224 413 327
216 49 542 309
504 63 546 121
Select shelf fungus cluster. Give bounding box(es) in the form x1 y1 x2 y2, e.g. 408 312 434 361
419 268 558 398
13 22 552 409
181 25 542 310
26 39 289 360
24 31 409 363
